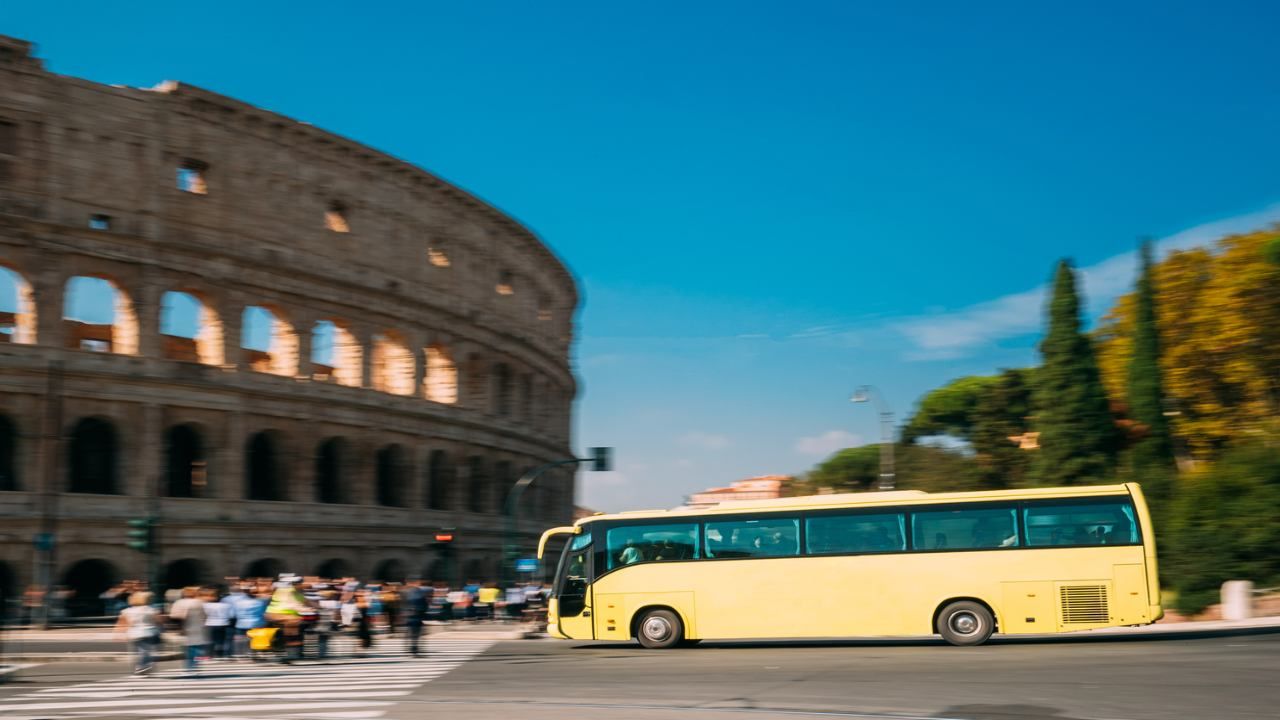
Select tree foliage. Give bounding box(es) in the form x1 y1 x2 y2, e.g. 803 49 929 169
1032 260 1120 485
902 375 998 442
970 369 1034 488
1097 227 1280 458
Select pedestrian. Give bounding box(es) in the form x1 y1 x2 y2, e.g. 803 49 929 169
21 585 43 626
114 591 161 674
504 584 525 623
316 589 341 659
168 586 209 672
403 580 429 657
231 584 267 659
350 589 374 655
203 589 233 659
265 576 311 663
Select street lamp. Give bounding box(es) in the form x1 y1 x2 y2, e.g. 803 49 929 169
851 385 896 491
501 447 613 587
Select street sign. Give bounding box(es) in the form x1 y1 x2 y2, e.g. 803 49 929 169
33 532 54 551
515 557 539 573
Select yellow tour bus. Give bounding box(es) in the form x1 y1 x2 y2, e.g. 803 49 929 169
538 482 1161 647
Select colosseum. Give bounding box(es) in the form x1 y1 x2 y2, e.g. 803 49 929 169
0 36 579 614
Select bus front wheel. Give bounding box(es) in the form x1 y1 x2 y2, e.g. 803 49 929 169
635 609 683 649
936 601 994 646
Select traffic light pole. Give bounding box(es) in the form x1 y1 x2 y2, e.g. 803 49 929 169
501 448 611 589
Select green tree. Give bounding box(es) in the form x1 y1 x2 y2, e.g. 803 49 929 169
901 375 997 442
800 445 881 493
1166 444 1280 614
1126 240 1176 514
970 368 1034 488
1033 260 1120 485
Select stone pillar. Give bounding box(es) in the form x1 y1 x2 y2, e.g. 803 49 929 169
220 296 243 371
33 266 66 349
294 312 314 380
1222 580 1254 621
133 403 162 498
135 281 163 359
219 409 244 502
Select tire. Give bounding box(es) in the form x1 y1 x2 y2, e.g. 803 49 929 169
936 601 995 646
635 609 683 649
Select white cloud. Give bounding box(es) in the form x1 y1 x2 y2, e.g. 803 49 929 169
794 429 863 456
893 203 1280 360
678 431 731 450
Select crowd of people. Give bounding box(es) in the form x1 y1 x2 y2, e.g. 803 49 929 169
110 576 551 674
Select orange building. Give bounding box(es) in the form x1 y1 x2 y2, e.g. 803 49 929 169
686 475 787 507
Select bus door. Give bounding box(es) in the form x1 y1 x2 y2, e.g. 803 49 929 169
553 531 595 640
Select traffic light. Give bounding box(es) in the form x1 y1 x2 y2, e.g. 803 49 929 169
127 517 156 553
589 446 613 472
433 530 455 544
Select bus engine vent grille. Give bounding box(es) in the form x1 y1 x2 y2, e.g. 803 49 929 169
1059 585 1109 624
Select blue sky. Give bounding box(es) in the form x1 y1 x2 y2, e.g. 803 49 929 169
5 2 1280 510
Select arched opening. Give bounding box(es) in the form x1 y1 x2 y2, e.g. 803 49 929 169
160 290 224 365
63 276 139 354
0 264 37 344
68 417 118 494
315 437 346 504
371 330 414 396
466 455 487 513
315 558 352 579
376 443 408 507
243 558 284 580
463 355 487 410
464 558 485 582
425 559 447 583
163 558 208 591
493 363 513 416
311 319 362 387
426 450 452 511
61 558 120 616
0 561 17 619
424 344 458 404
245 430 286 501
494 460 513 515
0 413 17 491
241 305 298 376
372 558 406 584
165 423 205 498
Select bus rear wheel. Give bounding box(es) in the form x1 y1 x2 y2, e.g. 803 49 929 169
636 609 683 649
936 601 994 646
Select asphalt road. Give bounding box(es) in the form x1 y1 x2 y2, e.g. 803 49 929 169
1 631 1277 720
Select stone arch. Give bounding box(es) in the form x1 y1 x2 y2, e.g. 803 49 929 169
67 416 119 494
492 362 513 416
0 413 17 491
241 305 298 376
462 353 488 410
425 449 453 510
315 558 353 579
375 443 409 507
245 430 288 501
464 558 486 582
371 329 414 396
424 343 458 404
466 455 488 513
315 436 347 504
311 318 362 387
165 422 206 498
163 558 208 591
372 558 407 584
160 289 224 365
494 459 514 514
61 558 120 616
0 263 37 344
243 557 284 580
63 275 139 354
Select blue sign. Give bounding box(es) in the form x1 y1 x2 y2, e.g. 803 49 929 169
34 532 55 551
514 558 539 573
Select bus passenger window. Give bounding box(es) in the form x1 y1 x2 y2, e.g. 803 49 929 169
912 506 1019 551
1022 499 1140 547
705 518 799 558
805 512 906 555
605 523 700 570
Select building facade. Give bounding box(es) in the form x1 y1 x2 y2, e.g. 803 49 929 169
685 476 787 508
0 36 578 612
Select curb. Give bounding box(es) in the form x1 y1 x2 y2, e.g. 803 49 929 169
0 652 181 663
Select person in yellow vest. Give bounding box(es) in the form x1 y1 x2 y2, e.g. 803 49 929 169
264 575 311 661
477 582 501 621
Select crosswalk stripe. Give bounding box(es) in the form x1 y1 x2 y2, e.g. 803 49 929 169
0 639 494 719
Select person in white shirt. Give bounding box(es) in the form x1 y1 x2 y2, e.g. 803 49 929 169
203 591 233 659
114 591 161 674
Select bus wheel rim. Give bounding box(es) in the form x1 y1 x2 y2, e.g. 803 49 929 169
950 611 979 635
643 616 672 641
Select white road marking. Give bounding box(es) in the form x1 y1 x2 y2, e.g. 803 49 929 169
0 638 493 719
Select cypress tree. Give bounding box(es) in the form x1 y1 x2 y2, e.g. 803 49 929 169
1126 240 1176 513
1033 260 1120 485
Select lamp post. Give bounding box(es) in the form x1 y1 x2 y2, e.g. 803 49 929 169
851 385 895 491
501 447 612 588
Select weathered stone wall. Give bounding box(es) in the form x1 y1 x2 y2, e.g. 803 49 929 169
0 35 578 605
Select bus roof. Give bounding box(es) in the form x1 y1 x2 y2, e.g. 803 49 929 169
575 483 1136 527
